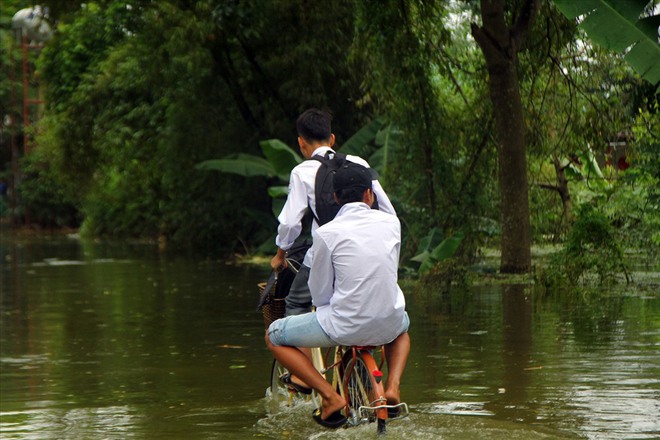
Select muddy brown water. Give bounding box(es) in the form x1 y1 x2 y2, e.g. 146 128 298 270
1 235 658 439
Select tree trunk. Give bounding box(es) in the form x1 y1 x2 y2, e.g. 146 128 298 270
471 0 539 273
539 157 573 237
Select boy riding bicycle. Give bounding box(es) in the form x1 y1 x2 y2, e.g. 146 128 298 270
265 162 411 429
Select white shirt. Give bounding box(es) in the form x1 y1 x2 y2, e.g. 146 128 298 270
309 202 407 346
275 146 395 267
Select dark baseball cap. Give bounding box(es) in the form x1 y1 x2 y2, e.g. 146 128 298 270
333 162 377 193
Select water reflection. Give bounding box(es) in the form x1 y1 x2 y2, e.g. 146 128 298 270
403 283 660 440
495 284 534 422
1 236 659 439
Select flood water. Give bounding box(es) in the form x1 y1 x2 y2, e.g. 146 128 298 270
1 234 659 440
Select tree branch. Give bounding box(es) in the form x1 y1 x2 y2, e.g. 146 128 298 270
210 40 262 132
234 34 296 122
538 182 560 192
512 0 541 51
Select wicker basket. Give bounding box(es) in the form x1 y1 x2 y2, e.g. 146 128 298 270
258 281 286 329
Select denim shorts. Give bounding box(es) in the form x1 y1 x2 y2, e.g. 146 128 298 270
268 312 411 347
267 313 337 348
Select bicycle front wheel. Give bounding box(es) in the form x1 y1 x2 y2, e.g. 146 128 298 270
268 359 291 404
268 354 323 409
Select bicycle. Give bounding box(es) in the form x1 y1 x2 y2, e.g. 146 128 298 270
269 344 409 434
260 256 409 434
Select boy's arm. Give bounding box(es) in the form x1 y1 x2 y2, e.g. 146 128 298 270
272 168 308 269
372 180 396 215
308 235 334 307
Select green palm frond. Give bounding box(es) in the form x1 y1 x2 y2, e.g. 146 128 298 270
554 0 660 86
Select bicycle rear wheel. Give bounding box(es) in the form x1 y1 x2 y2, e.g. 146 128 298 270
342 350 387 431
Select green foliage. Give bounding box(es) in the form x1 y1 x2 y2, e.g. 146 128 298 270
39 2 139 111
550 204 629 285
3 0 655 267
198 139 303 182
197 154 279 179
29 0 377 254
410 228 465 275
553 0 660 86
620 100 660 253
196 139 302 219
414 258 469 294
522 9 651 244
352 0 500 264
260 139 303 180
339 117 387 167
196 117 390 224
33 1 271 253
18 147 79 228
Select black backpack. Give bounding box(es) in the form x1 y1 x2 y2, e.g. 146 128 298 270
310 151 378 226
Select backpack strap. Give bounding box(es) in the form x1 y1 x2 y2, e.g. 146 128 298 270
309 151 346 226
308 151 380 225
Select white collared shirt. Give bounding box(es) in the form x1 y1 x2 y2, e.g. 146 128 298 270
309 202 407 346
275 146 395 267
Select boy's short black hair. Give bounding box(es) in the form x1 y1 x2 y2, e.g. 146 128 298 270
333 162 374 205
335 187 367 205
297 108 332 143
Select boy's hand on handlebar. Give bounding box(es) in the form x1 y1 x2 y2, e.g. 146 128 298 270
270 253 287 272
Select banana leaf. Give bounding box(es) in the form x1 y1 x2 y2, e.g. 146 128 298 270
411 227 446 262
553 0 660 86
196 154 276 177
267 185 288 198
429 232 464 261
340 116 386 158
411 228 464 275
259 139 302 181
271 198 285 218
370 124 402 175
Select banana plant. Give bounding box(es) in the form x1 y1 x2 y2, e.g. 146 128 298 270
553 0 660 88
196 117 394 216
196 139 301 216
410 228 465 275
196 138 301 181
564 143 612 192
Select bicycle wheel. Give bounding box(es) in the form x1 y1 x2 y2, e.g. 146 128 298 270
342 350 386 427
268 359 291 404
268 354 323 409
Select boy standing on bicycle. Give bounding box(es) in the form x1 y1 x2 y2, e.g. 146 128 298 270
266 162 411 429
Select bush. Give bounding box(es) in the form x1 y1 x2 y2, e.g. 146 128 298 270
18 149 81 228
549 204 629 286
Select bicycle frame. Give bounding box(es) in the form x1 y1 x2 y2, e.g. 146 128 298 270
319 345 409 433
269 344 408 434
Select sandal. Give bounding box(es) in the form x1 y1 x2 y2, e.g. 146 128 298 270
312 408 347 429
279 373 312 395
387 406 401 418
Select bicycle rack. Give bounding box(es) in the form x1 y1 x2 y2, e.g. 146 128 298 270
358 402 409 421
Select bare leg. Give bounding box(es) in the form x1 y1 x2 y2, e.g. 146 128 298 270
266 332 345 419
384 332 410 404
283 347 312 389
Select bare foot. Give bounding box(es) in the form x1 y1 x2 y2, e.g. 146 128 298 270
385 388 400 406
321 393 346 420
